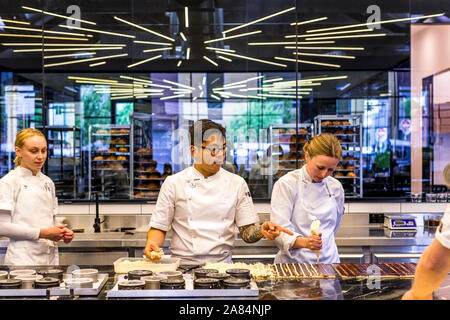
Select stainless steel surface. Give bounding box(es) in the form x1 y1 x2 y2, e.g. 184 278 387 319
72 269 98 281
15 275 43 289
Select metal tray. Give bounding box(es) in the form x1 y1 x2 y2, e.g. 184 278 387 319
0 273 108 297
107 275 259 298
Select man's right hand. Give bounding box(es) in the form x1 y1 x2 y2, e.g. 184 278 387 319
144 242 163 261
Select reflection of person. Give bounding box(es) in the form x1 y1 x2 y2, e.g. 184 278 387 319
0 129 74 265
106 161 130 199
270 133 345 264
144 119 292 264
249 144 283 198
402 164 450 300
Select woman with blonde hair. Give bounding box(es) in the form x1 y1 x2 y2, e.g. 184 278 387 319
270 132 345 264
0 128 74 265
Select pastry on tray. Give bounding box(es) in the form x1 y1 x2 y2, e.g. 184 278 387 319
346 171 357 178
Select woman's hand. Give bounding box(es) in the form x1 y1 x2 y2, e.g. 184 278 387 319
39 225 68 242
303 233 322 251
260 221 294 240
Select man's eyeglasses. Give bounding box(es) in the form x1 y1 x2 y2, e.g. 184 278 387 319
201 145 227 156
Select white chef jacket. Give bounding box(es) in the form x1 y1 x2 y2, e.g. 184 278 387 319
0 166 59 265
271 166 345 264
436 204 450 249
149 166 259 264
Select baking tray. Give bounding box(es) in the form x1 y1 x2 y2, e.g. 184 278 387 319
106 275 259 298
331 263 416 280
0 273 108 297
113 257 180 274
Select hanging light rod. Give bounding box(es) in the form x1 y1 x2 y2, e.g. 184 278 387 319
160 94 187 100
204 30 262 44
0 33 88 41
14 47 122 52
218 51 287 67
180 32 187 41
217 55 232 62
127 54 162 68
306 12 445 33
68 76 118 83
177 61 182 67
113 16 174 41
142 47 172 53
285 46 365 50
248 41 335 45
203 56 218 66
293 52 355 59
2 43 126 47
89 61 105 67
223 7 296 34
44 52 96 59
1 19 30 25
21 6 97 25
44 53 128 68
186 47 190 59
185 7 189 28
134 40 172 45
205 47 236 53
286 28 374 39
0 25 91 37
290 17 328 26
162 79 195 90
305 33 386 41
58 24 135 39
275 56 341 68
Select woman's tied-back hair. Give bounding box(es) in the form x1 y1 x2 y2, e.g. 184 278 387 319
189 119 226 146
303 132 342 160
14 128 46 166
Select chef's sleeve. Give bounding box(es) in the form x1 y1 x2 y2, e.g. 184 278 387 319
235 179 259 227
270 178 301 255
333 184 345 235
149 176 176 231
435 205 450 249
0 180 40 241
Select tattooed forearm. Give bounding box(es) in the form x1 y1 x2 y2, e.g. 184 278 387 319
239 223 263 243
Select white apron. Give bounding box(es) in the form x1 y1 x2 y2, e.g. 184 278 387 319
275 172 340 264
4 174 58 266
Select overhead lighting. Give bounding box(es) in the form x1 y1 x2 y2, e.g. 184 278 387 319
186 47 190 59
205 47 236 53
218 55 232 62
305 33 386 41
263 77 283 83
274 75 348 86
180 32 187 42
275 56 341 68
214 84 247 91
210 94 221 101
185 7 189 28
0 25 91 37
127 54 162 68
285 28 374 39
68 76 118 83
14 47 122 52
193 96 198 101
2 43 126 47
21 5 97 25
162 79 195 90
44 53 128 68
203 56 218 66
1 19 30 25
142 47 172 53
306 13 445 33
290 17 328 26
58 24 135 39
0 33 88 41
111 95 135 100
285 46 364 50
160 94 187 100
113 16 174 41
293 52 355 59
204 30 262 44
257 93 300 99
248 41 336 45
134 40 172 45
44 52 96 59
223 7 296 34
218 51 287 67
119 75 152 85
177 61 182 67
89 61 106 67
223 75 264 88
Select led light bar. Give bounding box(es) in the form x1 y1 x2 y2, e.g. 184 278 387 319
203 56 218 66
218 51 287 67
113 16 174 41
44 53 128 68
58 24 135 39
127 54 162 68
204 30 262 44
22 6 97 25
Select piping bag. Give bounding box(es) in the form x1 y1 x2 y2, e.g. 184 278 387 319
310 218 321 264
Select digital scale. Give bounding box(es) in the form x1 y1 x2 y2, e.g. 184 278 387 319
384 215 417 230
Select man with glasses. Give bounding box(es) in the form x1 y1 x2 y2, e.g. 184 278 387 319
144 119 292 265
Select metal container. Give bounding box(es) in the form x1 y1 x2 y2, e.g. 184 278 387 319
155 270 183 281
141 276 166 290
223 278 250 289
0 271 8 280
35 277 60 289
159 278 185 290
127 270 153 280
9 269 36 279
193 278 219 289
205 272 231 288
118 280 145 290
225 268 251 279
15 275 43 289
0 279 22 289
72 269 98 281
193 268 218 279
38 269 64 282
64 278 94 289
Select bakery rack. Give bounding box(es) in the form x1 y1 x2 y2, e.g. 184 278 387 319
314 115 363 198
88 124 131 200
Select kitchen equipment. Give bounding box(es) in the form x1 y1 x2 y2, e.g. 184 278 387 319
141 276 166 290
0 271 8 280
35 277 60 289
205 273 231 288
118 280 145 290
64 278 94 289
160 278 185 290
38 269 64 282
225 268 251 279
72 269 98 281
127 270 153 280
155 270 183 281
426 193 437 203
9 269 36 278
223 278 250 289
332 263 416 279
15 275 43 289
193 278 219 289
0 279 22 289
194 268 218 279
384 215 417 230
113 257 180 273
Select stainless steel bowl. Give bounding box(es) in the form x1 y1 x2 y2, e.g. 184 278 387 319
64 278 94 289
15 275 43 289
155 270 183 281
141 276 166 290
0 271 8 280
118 279 145 290
72 269 98 281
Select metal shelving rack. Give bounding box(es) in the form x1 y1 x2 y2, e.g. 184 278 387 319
267 123 314 198
38 125 81 199
88 124 131 199
314 115 363 198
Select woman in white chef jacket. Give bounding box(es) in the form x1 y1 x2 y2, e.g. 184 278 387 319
0 128 74 265
271 133 345 264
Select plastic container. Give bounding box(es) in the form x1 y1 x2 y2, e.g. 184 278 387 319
113 257 180 274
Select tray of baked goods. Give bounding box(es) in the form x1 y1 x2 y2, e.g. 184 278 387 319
0 268 108 297
136 172 163 181
135 148 153 155
331 263 416 280
93 128 130 136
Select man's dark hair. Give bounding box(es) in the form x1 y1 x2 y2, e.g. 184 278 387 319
189 119 226 146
